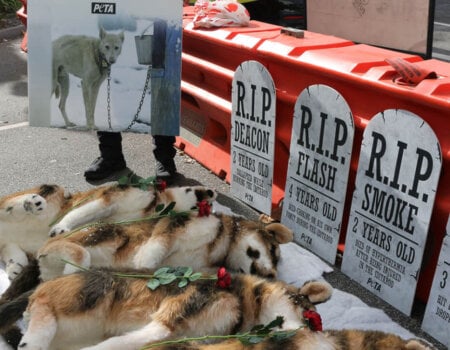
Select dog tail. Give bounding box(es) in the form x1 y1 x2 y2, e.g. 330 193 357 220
0 290 32 349
1 325 23 350
0 256 40 303
0 256 40 335
0 289 33 333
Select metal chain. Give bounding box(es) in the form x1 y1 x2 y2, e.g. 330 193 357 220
126 65 152 131
107 68 112 130
106 65 152 131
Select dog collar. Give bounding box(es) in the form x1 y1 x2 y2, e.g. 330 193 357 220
98 53 111 72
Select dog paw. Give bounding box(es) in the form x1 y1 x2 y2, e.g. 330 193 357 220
23 194 47 214
6 259 24 280
49 224 69 237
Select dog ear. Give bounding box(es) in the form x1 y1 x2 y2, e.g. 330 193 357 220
266 223 293 244
119 31 125 42
299 280 333 304
99 27 106 39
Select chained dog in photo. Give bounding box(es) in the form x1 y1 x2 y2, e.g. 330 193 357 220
52 28 124 129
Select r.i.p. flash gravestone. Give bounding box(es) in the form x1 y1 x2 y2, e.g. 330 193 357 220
422 216 450 348
342 109 442 315
281 84 354 264
231 61 276 214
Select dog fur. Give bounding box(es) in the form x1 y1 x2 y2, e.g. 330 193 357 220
150 329 437 350
52 28 124 128
37 212 293 281
0 183 216 280
17 268 332 350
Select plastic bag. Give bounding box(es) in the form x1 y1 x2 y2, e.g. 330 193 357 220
193 0 250 28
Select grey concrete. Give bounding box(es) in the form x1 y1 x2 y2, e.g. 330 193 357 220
0 30 446 349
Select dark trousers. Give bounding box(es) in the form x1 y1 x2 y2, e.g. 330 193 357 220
97 131 176 163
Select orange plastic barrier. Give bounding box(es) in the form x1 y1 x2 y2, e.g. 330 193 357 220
179 8 450 302
261 44 450 301
178 12 354 205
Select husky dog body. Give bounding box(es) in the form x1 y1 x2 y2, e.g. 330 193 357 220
18 269 332 350
0 184 216 280
52 28 124 128
38 213 293 281
152 329 436 350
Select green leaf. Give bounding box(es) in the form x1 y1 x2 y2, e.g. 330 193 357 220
154 267 171 276
188 272 202 281
183 267 193 277
118 176 130 185
178 279 188 288
265 316 284 330
270 329 297 341
158 273 177 285
250 324 265 332
147 278 160 290
159 202 176 216
240 336 265 345
247 336 265 344
155 204 165 213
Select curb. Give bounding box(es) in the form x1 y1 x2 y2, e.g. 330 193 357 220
0 24 25 41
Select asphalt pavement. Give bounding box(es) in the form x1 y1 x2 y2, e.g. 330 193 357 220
0 26 446 349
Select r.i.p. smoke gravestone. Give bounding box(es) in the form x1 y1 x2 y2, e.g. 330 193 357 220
422 216 450 348
281 84 354 264
231 61 276 214
341 109 442 315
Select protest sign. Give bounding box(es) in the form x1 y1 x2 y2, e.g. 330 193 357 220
281 85 354 264
28 0 182 134
231 61 276 214
342 109 442 315
422 216 450 347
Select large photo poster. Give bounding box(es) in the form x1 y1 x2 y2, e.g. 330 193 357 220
28 0 182 134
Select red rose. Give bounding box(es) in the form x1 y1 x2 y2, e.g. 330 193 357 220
197 200 211 217
216 267 231 289
156 179 167 192
303 310 322 331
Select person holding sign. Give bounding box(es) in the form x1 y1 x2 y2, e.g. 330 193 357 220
84 133 177 182
84 1 184 183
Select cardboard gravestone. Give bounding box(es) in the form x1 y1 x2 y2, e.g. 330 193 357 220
342 109 442 315
281 85 354 264
422 216 450 348
27 0 182 134
231 61 276 214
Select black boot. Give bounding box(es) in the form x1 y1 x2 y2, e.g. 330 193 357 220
84 131 127 181
153 135 177 182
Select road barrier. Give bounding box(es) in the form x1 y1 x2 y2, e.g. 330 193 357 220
178 7 450 303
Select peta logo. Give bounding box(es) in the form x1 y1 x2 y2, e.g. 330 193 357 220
91 2 116 14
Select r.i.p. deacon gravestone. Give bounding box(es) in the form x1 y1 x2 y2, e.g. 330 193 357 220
231 61 276 214
342 109 442 315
